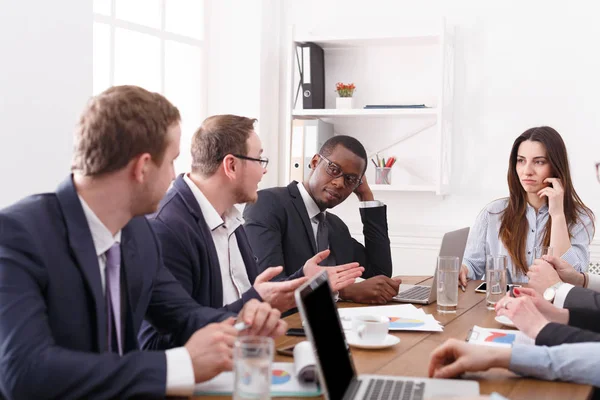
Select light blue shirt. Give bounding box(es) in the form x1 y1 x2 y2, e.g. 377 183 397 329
463 198 594 283
510 343 600 387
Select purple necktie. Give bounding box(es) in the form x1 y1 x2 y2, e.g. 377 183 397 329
105 243 122 355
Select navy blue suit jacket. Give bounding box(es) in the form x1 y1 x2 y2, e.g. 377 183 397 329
243 181 392 280
139 175 261 350
0 176 232 400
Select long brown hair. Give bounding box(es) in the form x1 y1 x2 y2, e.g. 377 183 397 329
499 126 595 275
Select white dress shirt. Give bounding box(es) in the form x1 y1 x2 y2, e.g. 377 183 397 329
78 196 195 397
295 182 384 245
184 174 251 305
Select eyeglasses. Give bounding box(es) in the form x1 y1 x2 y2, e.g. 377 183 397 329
223 154 269 169
596 162 600 183
318 154 363 189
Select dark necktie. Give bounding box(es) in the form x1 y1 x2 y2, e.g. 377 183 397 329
105 243 122 355
315 212 332 266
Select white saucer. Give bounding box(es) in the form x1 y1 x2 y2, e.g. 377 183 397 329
495 314 516 328
345 332 400 349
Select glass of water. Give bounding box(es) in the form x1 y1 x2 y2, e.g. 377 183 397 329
486 255 507 310
233 336 274 400
437 256 460 313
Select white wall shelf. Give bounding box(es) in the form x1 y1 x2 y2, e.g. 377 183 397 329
292 108 438 118
370 184 438 192
283 20 455 196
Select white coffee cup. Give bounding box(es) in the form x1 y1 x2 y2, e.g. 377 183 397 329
351 315 389 344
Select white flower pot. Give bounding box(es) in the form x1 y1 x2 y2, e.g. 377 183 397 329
336 97 354 109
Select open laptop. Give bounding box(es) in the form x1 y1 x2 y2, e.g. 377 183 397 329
295 271 480 400
392 227 470 304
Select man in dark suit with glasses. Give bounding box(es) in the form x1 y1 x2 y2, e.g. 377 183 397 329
244 135 402 304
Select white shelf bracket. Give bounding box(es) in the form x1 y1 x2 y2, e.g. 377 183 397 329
366 120 437 157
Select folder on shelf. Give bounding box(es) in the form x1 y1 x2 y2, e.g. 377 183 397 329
290 120 305 182
289 120 334 183
297 43 325 109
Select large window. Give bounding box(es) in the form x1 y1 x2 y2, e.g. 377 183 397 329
93 0 205 173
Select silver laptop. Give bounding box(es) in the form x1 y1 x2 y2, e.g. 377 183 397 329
393 227 469 304
295 271 480 400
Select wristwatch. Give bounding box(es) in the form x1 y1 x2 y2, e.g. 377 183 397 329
543 281 564 303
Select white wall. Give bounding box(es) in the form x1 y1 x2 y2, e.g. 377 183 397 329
0 0 93 208
205 0 282 188
275 0 600 274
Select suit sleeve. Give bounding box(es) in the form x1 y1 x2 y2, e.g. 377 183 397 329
142 220 235 349
0 215 168 400
243 191 289 280
536 322 600 346
356 205 392 279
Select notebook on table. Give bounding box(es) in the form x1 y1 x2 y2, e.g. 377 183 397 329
393 227 469 304
295 271 480 400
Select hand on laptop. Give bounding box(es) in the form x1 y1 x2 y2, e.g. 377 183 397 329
253 266 308 312
428 338 511 379
339 275 403 304
303 249 365 291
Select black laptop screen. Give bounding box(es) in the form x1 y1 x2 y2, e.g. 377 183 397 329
301 278 355 400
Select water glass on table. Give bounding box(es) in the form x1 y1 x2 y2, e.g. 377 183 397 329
437 256 460 313
233 336 274 400
486 255 507 310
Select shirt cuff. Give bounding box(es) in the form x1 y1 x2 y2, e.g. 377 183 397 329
165 347 195 397
359 200 384 208
560 247 582 271
553 283 575 309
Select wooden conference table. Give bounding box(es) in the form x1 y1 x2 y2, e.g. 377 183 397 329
193 276 594 400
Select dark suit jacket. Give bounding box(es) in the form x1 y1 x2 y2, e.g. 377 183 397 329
242 181 392 280
139 175 262 350
0 176 232 400
537 287 600 346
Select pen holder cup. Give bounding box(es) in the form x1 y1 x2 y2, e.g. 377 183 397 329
375 167 392 185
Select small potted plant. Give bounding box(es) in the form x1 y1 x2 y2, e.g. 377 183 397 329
335 82 355 109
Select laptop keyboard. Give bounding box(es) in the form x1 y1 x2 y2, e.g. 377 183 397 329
396 286 430 301
353 378 424 400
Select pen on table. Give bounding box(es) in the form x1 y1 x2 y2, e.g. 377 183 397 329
459 284 466 292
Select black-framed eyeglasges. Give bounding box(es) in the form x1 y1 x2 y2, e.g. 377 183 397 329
220 154 269 169
318 154 363 188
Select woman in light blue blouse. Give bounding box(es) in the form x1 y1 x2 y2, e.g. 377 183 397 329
459 126 595 285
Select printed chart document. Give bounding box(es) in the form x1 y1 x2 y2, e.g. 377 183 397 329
338 304 443 332
466 325 535 348
194 341 321 397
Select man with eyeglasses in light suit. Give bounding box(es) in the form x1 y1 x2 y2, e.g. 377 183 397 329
140 116 365 350
244 135 402 305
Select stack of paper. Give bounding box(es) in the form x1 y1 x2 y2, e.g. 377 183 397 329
466 325 535 348
194 362 321 397
338 304 443 332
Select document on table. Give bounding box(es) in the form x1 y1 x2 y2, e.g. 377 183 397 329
466 325 535 348
338 304 443 332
